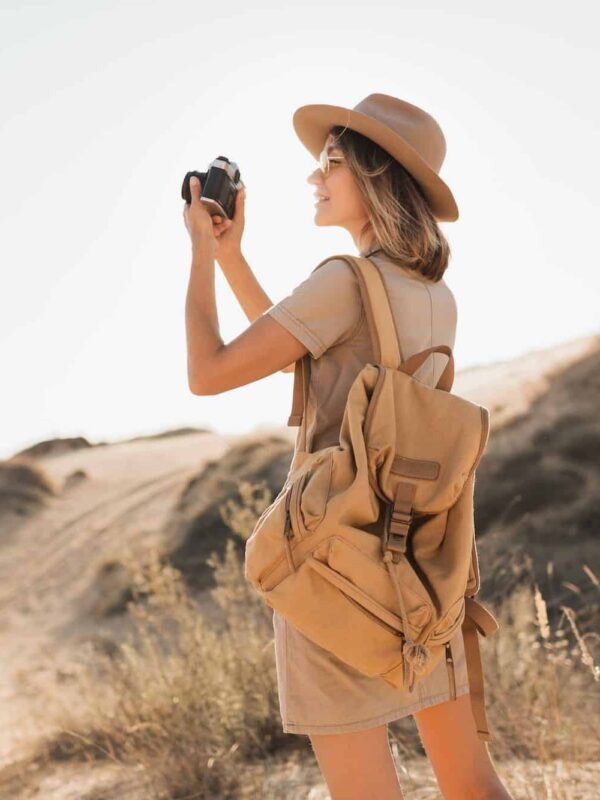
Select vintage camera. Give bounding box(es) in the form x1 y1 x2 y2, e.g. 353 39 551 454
181 156 243 220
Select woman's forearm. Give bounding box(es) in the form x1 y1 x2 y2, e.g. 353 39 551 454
217 249 296 373
185 241 225 392
217 250 275 322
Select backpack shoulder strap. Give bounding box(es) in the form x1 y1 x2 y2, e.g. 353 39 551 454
286 254 454 434
287 254 403 433
342 254 455 392
333 254 403 368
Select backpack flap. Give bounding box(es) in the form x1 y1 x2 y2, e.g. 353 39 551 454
335 253 490 515
366 365 490 513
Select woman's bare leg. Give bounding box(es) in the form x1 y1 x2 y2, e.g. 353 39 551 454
413 693 514 800
309 723 404 800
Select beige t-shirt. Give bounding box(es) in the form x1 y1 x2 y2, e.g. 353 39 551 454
263 249 458 454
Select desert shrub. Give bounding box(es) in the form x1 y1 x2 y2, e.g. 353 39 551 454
482 572 600 764
34 536 286 799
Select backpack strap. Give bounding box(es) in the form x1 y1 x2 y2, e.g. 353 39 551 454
287 356 308 426
286 253 403 436
462 596 499 741
286 254 454 434
401 345 454 392
341 255 403 369
287 355 312 452
342 255 455 391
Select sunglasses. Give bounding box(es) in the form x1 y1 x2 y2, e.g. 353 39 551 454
319 148 345 176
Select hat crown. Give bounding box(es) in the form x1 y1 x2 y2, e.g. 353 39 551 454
353 93 447 174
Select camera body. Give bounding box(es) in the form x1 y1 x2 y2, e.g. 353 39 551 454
181 156 243 220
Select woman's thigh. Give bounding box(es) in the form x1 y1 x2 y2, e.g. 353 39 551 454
309 723 404 800
413 693 508 800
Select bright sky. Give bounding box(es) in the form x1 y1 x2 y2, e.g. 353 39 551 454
1 1 598 460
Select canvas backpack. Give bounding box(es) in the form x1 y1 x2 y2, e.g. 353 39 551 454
245 254 500 741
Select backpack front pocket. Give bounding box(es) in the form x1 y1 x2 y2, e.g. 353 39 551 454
310 533 434 641
306 555 408 635
262 553 409 683
260 531 445 687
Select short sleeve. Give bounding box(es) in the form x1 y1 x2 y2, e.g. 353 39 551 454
262 258 364 359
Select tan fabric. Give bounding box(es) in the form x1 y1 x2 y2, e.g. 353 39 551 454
273 608 470 735
262 250 471 735
264 251 458 454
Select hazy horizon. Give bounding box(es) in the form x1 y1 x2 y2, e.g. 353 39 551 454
2 0 598 460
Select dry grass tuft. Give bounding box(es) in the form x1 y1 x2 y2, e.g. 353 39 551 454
32 534 287 798
483 569 600 770
0 457 60 535
0 456 59 498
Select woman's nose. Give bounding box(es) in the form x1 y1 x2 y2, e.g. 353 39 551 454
307 168 323 185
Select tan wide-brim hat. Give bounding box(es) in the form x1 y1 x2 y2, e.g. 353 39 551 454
292 93 459 222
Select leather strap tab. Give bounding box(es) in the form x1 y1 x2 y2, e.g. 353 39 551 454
400 344 454 392
464 596 499 637
287 358 305 426
287 355 313 452
461 597 500 741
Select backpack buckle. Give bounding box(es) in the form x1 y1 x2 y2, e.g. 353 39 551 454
382 513 411 556
381 482 416 559
389 509 412 537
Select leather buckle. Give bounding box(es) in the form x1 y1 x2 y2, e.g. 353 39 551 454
382 507 411 557
389 509 412 536
380 481 417 560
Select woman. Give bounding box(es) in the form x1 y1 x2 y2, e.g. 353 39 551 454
183 93 513 800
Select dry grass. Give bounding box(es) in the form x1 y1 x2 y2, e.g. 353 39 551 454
484 569 600 760
0 456 59 537
19 479 600 799
474 568 600 798
0 455 59 499
29 514 289 798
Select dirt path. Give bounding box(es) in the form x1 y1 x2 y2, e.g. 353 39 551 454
0 431 236 769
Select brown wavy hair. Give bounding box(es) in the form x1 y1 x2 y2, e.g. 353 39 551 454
329 125 452 282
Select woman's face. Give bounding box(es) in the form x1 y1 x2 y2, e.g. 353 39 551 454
307 132 371 246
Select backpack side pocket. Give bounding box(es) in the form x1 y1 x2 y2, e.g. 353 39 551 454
296 449 335 535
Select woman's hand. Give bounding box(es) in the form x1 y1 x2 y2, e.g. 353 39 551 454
182 176 246 259
211 182 246 262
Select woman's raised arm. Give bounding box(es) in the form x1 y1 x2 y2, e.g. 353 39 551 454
183 178 307 395
217 249 296 374
213 184 295 373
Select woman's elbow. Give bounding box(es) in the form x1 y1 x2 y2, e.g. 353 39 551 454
188 371 215 395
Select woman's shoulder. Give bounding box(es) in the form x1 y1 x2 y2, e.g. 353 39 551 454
377 256 454 291
305 256 363 301
310 255 361 280
309 253 456 311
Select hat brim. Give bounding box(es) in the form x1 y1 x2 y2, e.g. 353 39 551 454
292 103 459 222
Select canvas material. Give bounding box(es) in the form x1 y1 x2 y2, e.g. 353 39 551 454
244 254 499 741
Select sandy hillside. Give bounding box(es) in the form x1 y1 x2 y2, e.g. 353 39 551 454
0 331 598 798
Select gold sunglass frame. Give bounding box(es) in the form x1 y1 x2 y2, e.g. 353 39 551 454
319 148 345 176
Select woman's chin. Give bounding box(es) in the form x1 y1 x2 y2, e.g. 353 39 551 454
313 209 334 226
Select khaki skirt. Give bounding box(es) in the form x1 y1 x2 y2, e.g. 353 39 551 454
272 609 470 735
